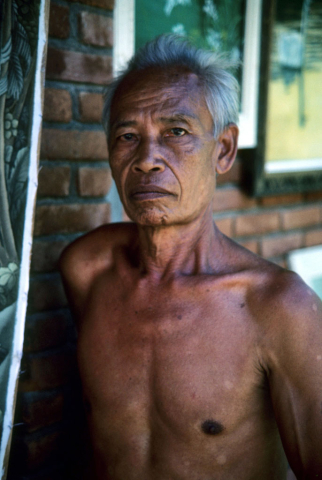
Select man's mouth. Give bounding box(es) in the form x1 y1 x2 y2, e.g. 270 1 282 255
129 185 175 200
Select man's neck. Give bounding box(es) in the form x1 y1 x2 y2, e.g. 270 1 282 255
135 205 224 280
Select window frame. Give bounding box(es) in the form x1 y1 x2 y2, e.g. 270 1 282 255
113 0 262 148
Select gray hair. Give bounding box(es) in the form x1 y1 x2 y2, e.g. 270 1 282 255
102 34 240 139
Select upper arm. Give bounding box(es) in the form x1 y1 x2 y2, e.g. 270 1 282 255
59 241 91 322
59 223 135 323
59 225 116 322
260 273 322 478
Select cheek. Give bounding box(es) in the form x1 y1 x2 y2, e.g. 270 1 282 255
109 156 129 185
180 167 215 202
177 144 196 156
197 161 216 196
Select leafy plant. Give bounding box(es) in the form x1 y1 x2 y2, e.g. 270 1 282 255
167 0 244 60
0 263 19 311
0 0 39 312
8 147 29 247
7 6 31 101
202 0 243 56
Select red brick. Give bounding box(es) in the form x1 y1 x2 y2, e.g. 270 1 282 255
37 166 71 197
69 0 114 8
78 167 112 196
43 88 72 123
216 159 241 185
305 191 322 202
22 393 64 432
281 206 320 230
237 239 259 254
20 351 77 392
235 212 280 237
41 129 108 160
79 92 104 123
213 187 257 212
49 3 70 39
31 240 69 273
24 314 69 353
261 233 303 258
215 217 233 237
46 47 112 85
260 193 303 207
34 203 111 236
27 277 67 313
79 12 113 47
305 228 322 247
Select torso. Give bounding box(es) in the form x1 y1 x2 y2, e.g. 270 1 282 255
63 224 289 479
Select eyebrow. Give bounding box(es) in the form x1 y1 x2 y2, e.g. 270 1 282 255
111 120 138 131
158 113 199 125
111 112 200 132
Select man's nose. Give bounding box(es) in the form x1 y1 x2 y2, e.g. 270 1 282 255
131 138 166 174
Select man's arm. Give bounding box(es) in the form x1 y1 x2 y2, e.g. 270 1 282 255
259 271 322 478
59 222 136 323
59 244 87 321
59 225 116 322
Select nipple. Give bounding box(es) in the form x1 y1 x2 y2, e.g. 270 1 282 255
201 419 224 435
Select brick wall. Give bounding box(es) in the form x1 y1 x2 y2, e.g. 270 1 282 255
6 1 322 478
213 174 322 263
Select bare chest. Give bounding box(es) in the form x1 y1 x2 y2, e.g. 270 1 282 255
77 280 265 440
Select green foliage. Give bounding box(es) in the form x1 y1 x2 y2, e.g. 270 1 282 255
7 5 31 101
0 263 19 312
0 0 40 311
136 0 245 60
8 147 29 245
202 0 244 56
17 0 40 51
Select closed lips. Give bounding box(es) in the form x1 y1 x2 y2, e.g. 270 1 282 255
129 185 174 197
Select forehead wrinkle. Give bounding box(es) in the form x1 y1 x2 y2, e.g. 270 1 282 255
111 119 138 131
110 92 182 128
116 80 197 111
115 119 137 127
111 76 213 133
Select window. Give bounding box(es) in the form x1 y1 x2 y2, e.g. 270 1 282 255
113 0 262 148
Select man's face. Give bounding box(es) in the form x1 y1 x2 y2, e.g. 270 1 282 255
108 67 222 226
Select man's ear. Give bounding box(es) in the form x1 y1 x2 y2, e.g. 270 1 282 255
215 124 239 175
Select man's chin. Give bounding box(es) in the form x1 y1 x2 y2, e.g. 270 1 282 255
125 207 171 226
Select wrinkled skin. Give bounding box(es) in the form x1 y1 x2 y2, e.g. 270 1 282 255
60 67 322 480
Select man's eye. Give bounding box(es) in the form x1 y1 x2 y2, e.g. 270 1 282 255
168 128 186 137
120 133 136 141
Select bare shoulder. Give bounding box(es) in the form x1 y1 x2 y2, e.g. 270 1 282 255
60 222 136 268
251 259 322 327
222 235 322 332
59 222 138 316
242 251 322 367
60 222 138 283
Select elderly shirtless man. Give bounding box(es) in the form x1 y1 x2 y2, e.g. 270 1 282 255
60 35 322 479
